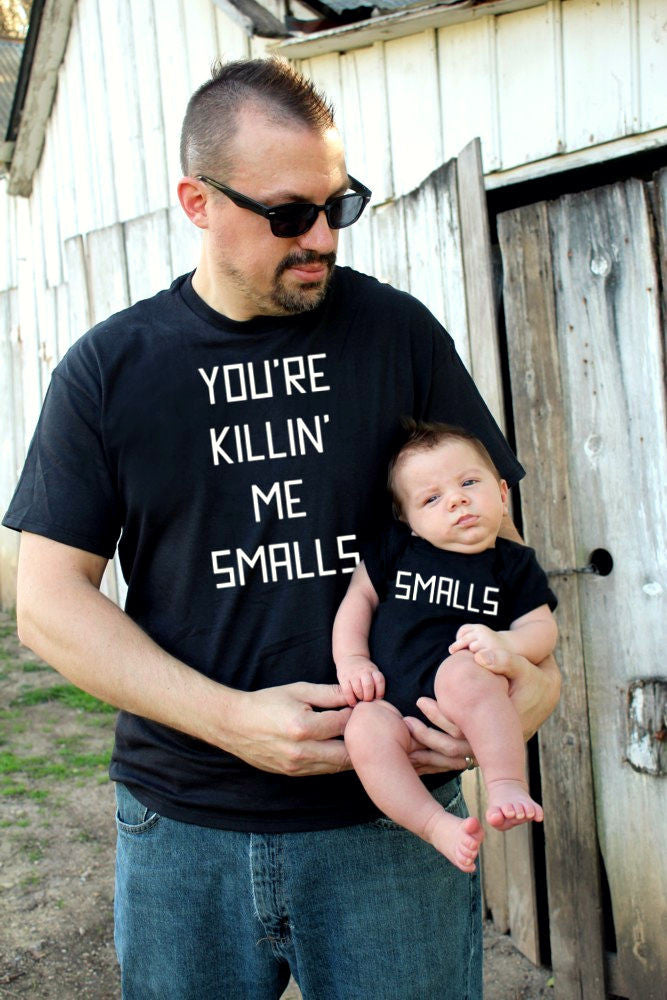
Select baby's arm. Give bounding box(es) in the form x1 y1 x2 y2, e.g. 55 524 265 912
333 562 385 707
449 605 558 666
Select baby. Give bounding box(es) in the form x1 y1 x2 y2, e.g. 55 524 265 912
333 421 557 872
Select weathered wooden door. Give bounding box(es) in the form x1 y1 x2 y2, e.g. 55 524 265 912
498 172 667 1000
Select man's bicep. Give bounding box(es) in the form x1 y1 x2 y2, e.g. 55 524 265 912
18 531 108 591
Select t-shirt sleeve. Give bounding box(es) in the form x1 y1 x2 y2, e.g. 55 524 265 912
362 521 410 601
421 323 525 488
2 344 122 560
499 542 558 622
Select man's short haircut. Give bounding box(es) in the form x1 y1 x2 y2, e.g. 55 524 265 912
180 58 335 179
388 418 501 519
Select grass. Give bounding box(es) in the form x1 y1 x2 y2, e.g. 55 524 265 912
11 684 116 714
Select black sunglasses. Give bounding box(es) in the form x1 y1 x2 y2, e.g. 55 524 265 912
197 174 372 238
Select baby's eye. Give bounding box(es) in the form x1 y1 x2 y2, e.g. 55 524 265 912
462 479 478 487
424 495 439 505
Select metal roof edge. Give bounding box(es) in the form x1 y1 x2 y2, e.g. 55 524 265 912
273 0 547 57
7 0 77 198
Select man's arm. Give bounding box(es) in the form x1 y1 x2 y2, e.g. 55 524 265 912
16 532 352 777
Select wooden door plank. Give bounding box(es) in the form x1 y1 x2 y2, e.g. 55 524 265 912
456 139 506 430
499 199 606 999
548 179 666 999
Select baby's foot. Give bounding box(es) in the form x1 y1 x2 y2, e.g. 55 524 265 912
485 779 543 831
425 813 485 873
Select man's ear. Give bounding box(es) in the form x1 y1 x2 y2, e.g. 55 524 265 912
499 479 509 511
177 177 211 230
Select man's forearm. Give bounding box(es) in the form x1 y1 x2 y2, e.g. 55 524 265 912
18 570 241 751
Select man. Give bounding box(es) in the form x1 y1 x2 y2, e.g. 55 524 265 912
4 59 559 999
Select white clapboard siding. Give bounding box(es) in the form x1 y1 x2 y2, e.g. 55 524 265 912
339 45 393 205
384 31 442 197
214 6 251 61
496 3 561 166
124 211 173 305
437 17 500 172
639 0 667 132
561 0 635 149
299 0 666 198
129 0 170 215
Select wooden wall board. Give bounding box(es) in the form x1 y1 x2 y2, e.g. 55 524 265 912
384 31 442 197
48 70 76 247
548 178 666 998
0 183 18 292
456 139 505 430
638 0 667 131
168 206 203 280
155 0 193 205
498 199 606 999
403 172 448 328
339 44 393 205
85 225 130 326
124 211 173 304
431 159 470 366
652 167 667 359
495 4 560 167
561 0 635 150
214 7 252 62
183 0 221 93
79 0 118 231
128 0 170 215
63 7 94 240
371 198 409 293
99 0 149 223
437 17 500 172
63 236 92 352
16 199 44 452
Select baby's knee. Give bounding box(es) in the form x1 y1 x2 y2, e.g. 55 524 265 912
344 699 405 754
435 651 506 709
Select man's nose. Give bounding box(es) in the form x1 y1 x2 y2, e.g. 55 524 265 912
297 210 337 254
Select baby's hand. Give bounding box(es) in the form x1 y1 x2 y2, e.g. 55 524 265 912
449 623 510 656
336 655 385 707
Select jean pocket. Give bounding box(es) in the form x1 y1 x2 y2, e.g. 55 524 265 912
115 782 160 835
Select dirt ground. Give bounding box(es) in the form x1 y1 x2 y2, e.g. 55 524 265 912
0 610 554 999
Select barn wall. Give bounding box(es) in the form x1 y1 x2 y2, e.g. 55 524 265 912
297 0 667 202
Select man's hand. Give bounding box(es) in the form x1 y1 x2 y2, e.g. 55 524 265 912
473 648 561 740
335 654 385 707
403 702 473 775
225 682 353 776
448 623 510 656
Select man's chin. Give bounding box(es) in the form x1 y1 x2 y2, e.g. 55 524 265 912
271 275 332 314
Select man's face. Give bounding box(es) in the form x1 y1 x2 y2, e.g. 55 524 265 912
394 440 508 554
202 110 349 320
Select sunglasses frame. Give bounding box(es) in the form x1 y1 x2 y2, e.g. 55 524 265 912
197 174 372 238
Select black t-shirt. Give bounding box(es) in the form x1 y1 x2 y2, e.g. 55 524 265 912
3 266 525 831
364 523 557 721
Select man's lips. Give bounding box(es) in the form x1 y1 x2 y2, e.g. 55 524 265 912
287 262 329 281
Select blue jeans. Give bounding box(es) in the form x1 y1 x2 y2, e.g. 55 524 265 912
114 780 481 999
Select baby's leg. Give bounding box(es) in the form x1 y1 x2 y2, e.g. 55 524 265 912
435 652 544 831
344 699 483 871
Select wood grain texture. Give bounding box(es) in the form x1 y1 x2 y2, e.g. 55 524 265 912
548 178 666 998
498 198 606 1000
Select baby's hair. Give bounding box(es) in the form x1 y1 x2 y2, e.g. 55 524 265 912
388 418 500 519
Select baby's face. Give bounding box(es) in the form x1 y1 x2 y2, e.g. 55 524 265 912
394 439 508 553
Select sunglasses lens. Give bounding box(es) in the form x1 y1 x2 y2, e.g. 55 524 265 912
326 194 366 230
270 205 318 238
